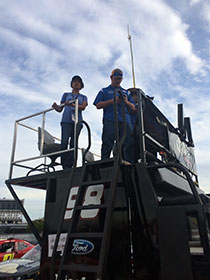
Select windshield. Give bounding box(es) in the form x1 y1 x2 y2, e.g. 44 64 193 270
22 244 41 262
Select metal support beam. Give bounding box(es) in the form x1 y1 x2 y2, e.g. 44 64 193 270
5 182 42 246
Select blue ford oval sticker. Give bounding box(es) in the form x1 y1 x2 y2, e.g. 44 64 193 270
72 239 94 255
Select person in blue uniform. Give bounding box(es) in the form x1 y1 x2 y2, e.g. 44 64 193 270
128 88 138 129
52 75 88 169
93 68 135 162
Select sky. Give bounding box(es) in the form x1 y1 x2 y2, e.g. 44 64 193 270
0 0 210 220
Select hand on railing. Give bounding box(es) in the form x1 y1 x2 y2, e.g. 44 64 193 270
52 99 76 112
52 102 62 112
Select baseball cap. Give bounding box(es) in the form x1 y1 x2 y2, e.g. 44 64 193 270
110 68 123 78
128 88 138 95
70 75 84 89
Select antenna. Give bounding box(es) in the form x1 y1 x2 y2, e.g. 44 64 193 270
209 40 210 65
127 24 136 88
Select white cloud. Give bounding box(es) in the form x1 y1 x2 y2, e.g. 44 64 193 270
0 0 209 218
189 0 201 6
136 0 204 75
0 0 205 90
202 2 210 28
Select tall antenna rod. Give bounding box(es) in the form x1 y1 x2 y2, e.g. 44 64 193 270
127 24 136 88
209 40 210 64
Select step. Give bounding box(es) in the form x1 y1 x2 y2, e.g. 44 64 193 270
86 158 114 168
76 204 107 210
69 232 104 238
82 179 111 187
61 263 99 273
160 195 196 206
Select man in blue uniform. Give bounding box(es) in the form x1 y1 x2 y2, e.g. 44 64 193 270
93 68 135 162
52 75 88 169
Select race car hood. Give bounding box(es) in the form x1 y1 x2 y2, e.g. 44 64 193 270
0 258 39 278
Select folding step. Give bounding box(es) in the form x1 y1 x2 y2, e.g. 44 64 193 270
81 179 110 186
86 158 114 166
61 264 98 273
76 204 107 210
68 232 104 238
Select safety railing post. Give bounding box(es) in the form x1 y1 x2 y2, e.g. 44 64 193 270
118 90 127 159
113 89 120 161
136 89 146 164
113 88 127 163
9 121 18 179
73 98 79 168
40 112 46 156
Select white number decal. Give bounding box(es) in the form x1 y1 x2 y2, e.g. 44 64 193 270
81 185 104 219
64 186 79 219
64 185 104 220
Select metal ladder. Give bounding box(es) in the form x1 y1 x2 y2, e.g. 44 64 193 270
49 89 130 280
55 156 122 280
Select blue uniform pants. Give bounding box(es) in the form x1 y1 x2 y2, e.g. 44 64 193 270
61 122 82 169
101 120 133 163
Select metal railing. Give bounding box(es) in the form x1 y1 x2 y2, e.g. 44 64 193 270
113 88 127 163
8 99 79 179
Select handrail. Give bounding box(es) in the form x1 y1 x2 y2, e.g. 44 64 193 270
118 90 127 158
15 100 76 123
113 88 120 160
113 88 127 162
11 148 74 164
136 89 146 164
81 120 92 165
18 123 60 142
8 99 79 179
147 162 202 205
73 98 79 168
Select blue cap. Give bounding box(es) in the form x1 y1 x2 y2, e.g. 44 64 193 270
111 68 123 78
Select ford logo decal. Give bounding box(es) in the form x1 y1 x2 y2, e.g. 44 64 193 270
72 239 94 255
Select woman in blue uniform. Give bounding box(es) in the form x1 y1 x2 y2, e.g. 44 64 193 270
52 76 88 169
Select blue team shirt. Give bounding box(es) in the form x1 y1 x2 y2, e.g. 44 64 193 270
130 103 138 129
93 85 134 124
60 92 88 123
